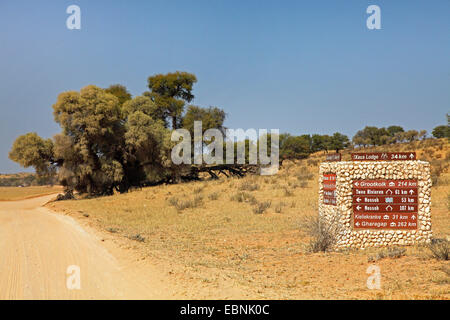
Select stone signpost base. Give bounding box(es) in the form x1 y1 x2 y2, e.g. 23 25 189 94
319 160 432 249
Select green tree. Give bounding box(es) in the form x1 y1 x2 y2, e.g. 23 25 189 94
52 85 125 194
104 84 132 106
182 105 226 136
353 126 389 146
418 130 427 140
9 132 56 177
329 132 350 152
432 125 449 139
122 96 162 120
9 82 191 196
403 130 419 143
311 134 323 153
386 125 404 137
145 71 197 129
280 134 311 160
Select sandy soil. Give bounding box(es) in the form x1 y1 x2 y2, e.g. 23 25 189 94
0 195 177 299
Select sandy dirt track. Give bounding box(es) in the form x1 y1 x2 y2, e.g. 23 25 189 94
0 195 170 299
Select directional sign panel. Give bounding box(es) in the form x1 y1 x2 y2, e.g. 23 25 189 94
353 188 417 196
323 173 336 206
353 179 418 230
351 152 416 161
326 153 341 162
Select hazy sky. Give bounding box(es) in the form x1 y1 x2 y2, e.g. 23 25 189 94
0 0 449 173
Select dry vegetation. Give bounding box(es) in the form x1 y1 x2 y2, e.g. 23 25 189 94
0 185 63 201
48 139 449 299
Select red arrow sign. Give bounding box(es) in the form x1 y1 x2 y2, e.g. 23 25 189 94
351 152 416 161
354 212 418 229
352 195 418 204
354 204 417 213
353 180 418 188
352 188 417 196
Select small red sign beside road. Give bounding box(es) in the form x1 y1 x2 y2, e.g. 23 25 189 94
322 173 336 206
351 152 416 161
353 179 418 230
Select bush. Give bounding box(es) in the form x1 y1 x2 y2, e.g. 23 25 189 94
307 159 319 167
252 200 271 214
56 190 75 201
298 181 308 188
168 195 203 211
129 234 145 242
300 214 341 252
297 166 314 181
239 180 260 191
230 192 256 204
274 201 285 213
368 247 406 262
208 192 219 200
427 239 449 261
193 184 206 193
283 187 294 197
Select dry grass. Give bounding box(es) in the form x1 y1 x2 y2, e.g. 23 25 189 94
0 186 63 201
48 139 450 299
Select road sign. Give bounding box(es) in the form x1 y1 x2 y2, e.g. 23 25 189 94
353 213 417 229
326 153 341 162
353 180 417 188
353 204 417 212
322 173 336 206
351 152 416 161
352 188 417 196
353 179 418 230
323 197 336 205
352 195 418 204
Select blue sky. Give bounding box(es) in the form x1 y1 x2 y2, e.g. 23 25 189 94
0 0 449 173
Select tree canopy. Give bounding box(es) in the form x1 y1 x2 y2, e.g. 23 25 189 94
9 70 442 196
145 71 197 129
9 74 222 196
432 125 449 139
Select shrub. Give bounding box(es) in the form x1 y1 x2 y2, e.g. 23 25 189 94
274 201 285 213
287 180 299 188
168 195 203 211
230 192 256 204
300 214 341 252
168 196 179 206
56 190 75 201
298 181 308 188
427 239 449 261
129 234 145 242
252 200 271 214
368 247 406 262
307 159 319 167
283 187 294 197
193 184 206 193
297 166 314 181
208 192 219 200
239 180 260 191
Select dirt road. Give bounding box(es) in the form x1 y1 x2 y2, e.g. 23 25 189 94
0 195 170 299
